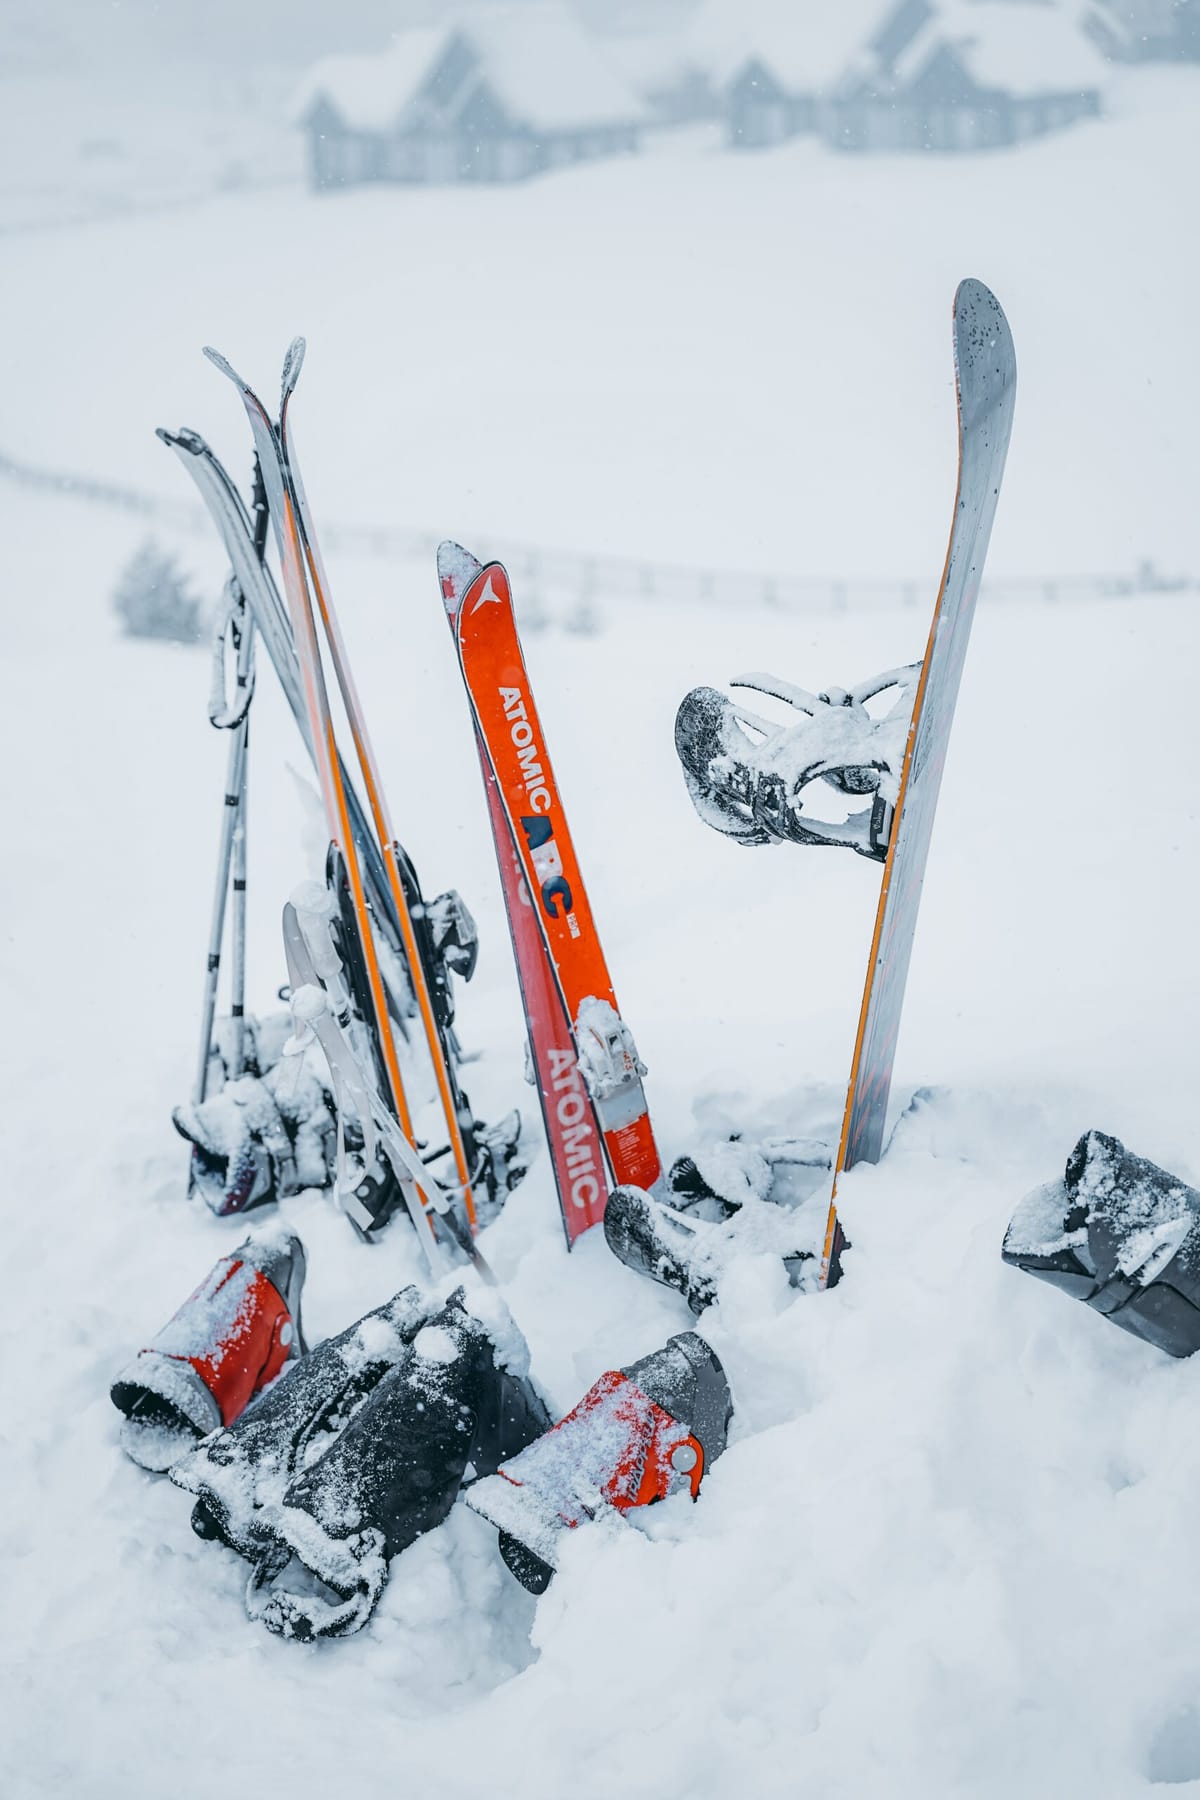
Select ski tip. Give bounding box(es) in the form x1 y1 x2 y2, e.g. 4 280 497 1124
952 280 1015 377
156 425 206 455
202 344 246 388
436 540 484 614
281 336 307 402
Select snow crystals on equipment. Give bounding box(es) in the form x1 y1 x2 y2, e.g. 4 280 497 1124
1003 1133 1200 1359
110 1226 307 1472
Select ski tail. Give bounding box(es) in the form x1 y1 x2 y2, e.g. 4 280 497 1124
820 278 1016 1288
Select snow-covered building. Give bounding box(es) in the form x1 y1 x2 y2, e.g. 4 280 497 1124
703 0 1107 155
1085 0 1200 61
297 8 644 189
833 1 1108 153
694 0 894 149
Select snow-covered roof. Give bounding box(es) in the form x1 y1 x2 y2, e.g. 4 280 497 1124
894 2 1109 96
690 0 900 94
295 29 445 133
464 7 644 130
294 7 643 137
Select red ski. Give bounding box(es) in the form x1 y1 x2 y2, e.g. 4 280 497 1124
439 545 664 1219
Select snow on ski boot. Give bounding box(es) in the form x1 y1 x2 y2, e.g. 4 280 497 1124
244 1289 551 1640
668 1135 832 1223
172 1050 337 1218
110 1225 307 1472
1003 1131 1200 1358
466 1331 733 1593
674 667 918 860
604 1185 815 1315
172 1285 434 1559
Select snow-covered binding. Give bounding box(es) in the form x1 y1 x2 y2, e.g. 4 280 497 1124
675 667 917 859
1003 1132 1200 1358
238 1290 550 1641
466 1332 733 1593
668 1134 832 1223
171 1050 337 1218
110 1226 307 1472
172 1285 435 1558
604 1184 817 1313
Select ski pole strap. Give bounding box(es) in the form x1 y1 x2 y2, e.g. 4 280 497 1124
208 578 256 730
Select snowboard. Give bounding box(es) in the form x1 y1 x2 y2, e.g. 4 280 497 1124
820 278 1017 1287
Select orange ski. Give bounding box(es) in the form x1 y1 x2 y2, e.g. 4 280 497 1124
440 543 606 1245
448 553 663 1199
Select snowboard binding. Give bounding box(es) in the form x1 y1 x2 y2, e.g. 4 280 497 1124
674 667 918 860
466 1331 733 1591
110 1225 307 1471
1003 1131 1200 1358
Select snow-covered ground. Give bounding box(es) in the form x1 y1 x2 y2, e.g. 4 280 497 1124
2 65 1198 1800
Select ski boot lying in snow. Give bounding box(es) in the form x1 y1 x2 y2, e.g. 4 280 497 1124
110 1225 307 1471
604 1137 833 1314
675 666 918 859
1003 1131 1200 1358
176 1287 551 1641
466 1332 733 1592
173 1029 337 1218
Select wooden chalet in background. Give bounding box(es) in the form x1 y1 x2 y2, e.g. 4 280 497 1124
1085 0 1200 61
706 0 1106 155
298 8 643 188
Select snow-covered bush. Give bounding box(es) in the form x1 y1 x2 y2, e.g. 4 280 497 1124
112 537 204 643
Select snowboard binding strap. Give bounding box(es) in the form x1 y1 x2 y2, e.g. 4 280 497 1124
675 666 918 860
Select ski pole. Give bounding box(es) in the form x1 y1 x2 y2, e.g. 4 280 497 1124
193 458 265 1103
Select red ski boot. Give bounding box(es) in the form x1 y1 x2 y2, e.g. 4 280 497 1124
110 1224 306 1471
466 1331 732 1591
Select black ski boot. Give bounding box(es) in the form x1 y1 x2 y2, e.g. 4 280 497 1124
171 1286 434 1557
675 668 916 859
466 1331 733 1592
1003 1131 1200 1357
604 1185 815 1315
244 1290 551 1640
111 1225 307 1471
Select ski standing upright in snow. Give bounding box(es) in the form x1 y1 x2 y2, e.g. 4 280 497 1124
440 545 665 1239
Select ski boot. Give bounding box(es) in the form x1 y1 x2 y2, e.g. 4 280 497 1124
1003 1131 1200 1358
242 1289 551 1640
172 1286 435 1559
172 1049 337 1218
674 667 917 860
466 1332 733 1592
605 1184 817 1315
110 1225 307 1471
